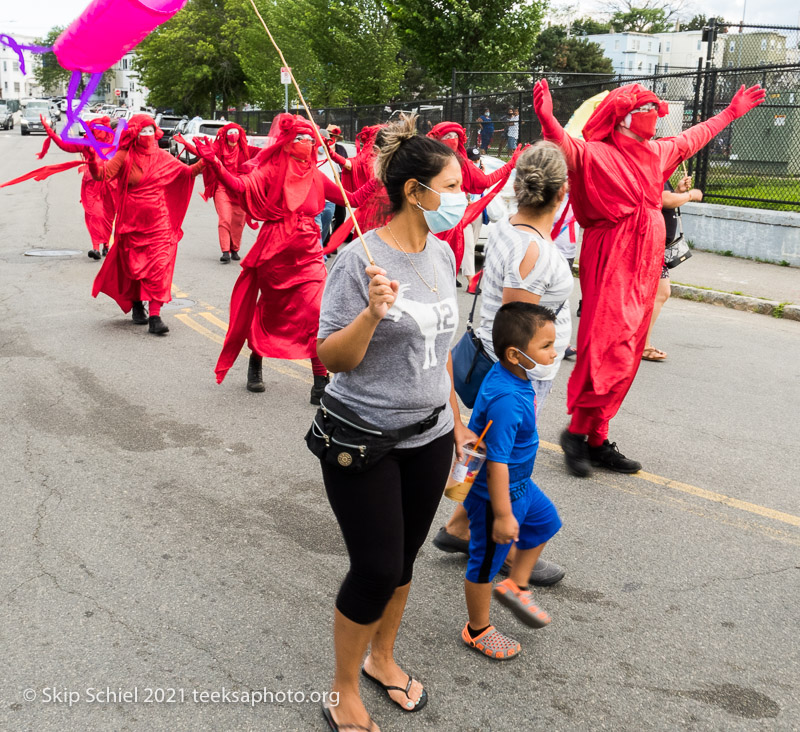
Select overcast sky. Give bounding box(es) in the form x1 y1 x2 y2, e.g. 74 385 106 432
1 0 796 41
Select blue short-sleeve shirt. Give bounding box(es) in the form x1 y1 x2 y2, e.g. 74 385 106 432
467 361 539 501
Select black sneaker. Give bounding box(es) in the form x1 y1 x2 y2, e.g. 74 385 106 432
560 428 592 477
131 301 148 325
455 278 463 288
588 441 641 474
230 250 241 261
148 315 169 335
102 245 109 257
498 558 566 587
88 249 101 260
220 251 231 263
432 526 469 555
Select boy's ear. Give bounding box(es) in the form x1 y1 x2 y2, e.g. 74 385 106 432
504 346 521 366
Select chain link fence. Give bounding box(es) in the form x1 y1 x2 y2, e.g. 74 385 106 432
219 23 800 212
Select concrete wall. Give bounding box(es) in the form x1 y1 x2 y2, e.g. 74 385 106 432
681 202 800 266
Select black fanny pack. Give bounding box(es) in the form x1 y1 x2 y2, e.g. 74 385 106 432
305 394 445 473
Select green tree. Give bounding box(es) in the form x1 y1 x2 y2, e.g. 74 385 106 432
530 26 614 74
570 17 613 36
135 0 250 116
33 27 69 95
384 0 547 90
610 7 672 33
683 14 728 31
239 0 405 109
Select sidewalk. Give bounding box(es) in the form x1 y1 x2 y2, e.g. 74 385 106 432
671 250 800 305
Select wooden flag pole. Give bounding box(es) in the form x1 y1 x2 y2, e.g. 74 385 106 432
246 0 375 265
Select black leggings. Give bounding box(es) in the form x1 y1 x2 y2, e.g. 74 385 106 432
321 430 454 625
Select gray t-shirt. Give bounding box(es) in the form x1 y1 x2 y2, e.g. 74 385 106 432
318 229 458 448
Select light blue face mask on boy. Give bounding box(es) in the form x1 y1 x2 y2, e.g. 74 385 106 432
416 182 467 233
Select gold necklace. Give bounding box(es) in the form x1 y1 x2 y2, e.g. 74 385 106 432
385 224 439 297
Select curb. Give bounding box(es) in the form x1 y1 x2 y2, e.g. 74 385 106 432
669 284 800 321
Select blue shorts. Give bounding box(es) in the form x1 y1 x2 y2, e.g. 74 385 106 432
464 479 561 584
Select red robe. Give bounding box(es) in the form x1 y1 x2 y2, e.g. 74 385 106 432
541 85 740 440
212 130 378 383
91 134 200 311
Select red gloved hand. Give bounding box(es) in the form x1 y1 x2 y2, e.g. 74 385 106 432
194 137 216 162
533 79 562 139
510 143 530 165
727 84 766 118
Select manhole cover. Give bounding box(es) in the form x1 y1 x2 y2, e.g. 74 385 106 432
24 249 82 257
162 298 195 311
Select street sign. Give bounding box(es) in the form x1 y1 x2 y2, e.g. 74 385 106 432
280 67 291 85
114 88 121 97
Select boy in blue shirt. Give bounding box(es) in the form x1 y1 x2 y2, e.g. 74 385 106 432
462 302 563 660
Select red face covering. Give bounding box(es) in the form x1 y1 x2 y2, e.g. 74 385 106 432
135 134 158 153
441 137 459 152
628 110 658 140
289 139 314 161
227 131 240 145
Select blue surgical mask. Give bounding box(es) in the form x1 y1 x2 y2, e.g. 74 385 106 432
416 182 467 233
514 348 552 381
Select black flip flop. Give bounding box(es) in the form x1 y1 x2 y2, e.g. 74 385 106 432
321 701 375 731
361 668 428 713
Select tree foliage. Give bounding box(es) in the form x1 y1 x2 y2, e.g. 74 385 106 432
135 0 249 116
570 17 613 36
240 0 405 109
611 7 672 33
384 0 546 90
530 26 614 74
683 14 728 31
603 0 683 33
33 27 69 95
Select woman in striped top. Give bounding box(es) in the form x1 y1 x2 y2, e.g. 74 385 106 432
433 141 573 587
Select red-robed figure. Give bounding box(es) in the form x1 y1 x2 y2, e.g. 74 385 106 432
38 116 119 260
195 114 377 404
198 122 261 263
427 122 523 270
321 124 388 256
533 79 765 475
89 114 205 335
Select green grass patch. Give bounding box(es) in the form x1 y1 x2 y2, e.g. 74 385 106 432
703 177 800 212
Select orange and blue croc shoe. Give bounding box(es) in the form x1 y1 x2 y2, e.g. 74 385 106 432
461 622 521 660
494 578 552 628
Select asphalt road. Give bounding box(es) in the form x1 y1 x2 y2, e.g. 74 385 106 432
1 127 799 732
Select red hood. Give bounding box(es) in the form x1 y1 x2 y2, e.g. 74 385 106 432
582 84 668 142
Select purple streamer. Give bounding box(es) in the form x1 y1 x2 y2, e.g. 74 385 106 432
0 34 127 159
0 34 49 75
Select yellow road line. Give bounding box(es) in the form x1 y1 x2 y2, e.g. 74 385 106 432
197 311 229 331
174 314 224 345
635 470 800 528
172 291 800 533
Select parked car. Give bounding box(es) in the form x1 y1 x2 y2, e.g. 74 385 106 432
0 102 14 130
169 118 227 163
154 113 185 149
20 100 57 135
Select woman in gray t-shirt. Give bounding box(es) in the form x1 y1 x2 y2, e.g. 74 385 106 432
315 116 476 731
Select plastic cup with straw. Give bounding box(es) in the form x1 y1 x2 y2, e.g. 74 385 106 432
445 420 493 502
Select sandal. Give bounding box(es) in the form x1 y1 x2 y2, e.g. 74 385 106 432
461 622 521 660
493 578 552 628
642 346 667 362
321 701 376 731
361 667 428 712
